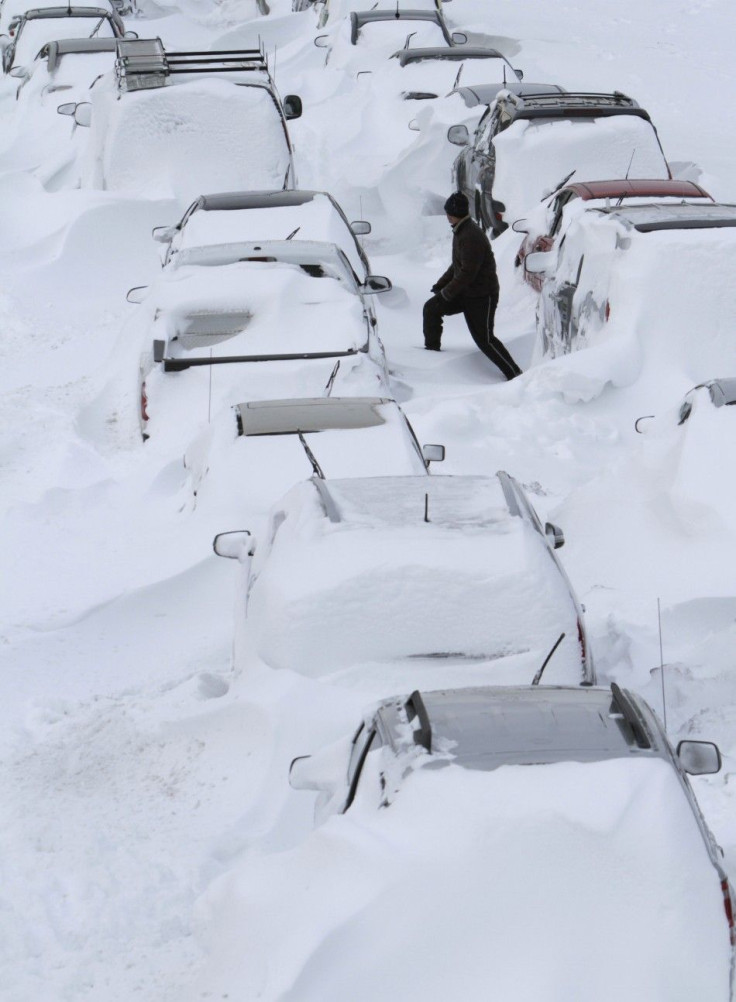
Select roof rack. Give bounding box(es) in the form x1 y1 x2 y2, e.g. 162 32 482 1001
115 37 270 93
498 90 648 123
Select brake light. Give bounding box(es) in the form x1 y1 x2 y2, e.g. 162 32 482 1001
604 300 611 321
577 617 587 666
722 878 735 945
140 382 149 423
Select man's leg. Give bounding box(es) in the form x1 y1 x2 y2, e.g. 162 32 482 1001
463 294 523 379
423 293 464 350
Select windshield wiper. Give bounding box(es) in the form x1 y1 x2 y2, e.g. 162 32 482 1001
89 16 105 38
297 431 325 478
531 632 565 685
285 226 301 240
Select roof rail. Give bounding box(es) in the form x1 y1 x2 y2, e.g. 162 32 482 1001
115 37 270 93
610 683 652 749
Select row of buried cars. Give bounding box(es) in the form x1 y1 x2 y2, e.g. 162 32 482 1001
6 0 735 989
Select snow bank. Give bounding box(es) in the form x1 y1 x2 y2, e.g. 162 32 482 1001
187 757 731 1001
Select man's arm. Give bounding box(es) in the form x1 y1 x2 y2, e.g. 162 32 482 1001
432 264 454 292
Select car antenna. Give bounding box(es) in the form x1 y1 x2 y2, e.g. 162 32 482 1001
531 632 565 686
624 147 636 179
452 62 463 90
394 1 399 17
657 597 668 732
285 226 300 240
424 492 429 522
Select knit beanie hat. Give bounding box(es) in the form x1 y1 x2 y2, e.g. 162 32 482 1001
443 192 469 217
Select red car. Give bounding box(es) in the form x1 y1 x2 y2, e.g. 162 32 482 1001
513 177 713 291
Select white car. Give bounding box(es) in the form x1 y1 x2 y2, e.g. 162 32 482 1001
184 396 445 515
213 472 594 685
133 259 389 443
63 40 302 201
387 45 523 102
283 684 733 1000
527 202 736 366
2 6 126 75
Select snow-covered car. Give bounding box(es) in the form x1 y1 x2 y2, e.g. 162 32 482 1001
184 396 445 513
313 9 465 69
286 683 733 999
213 472 594 684
2 6 127 75
297 0 446 27
387 45 523 101
63 40 302 201
134 259 389 442
447 90 671 236
527 202 736 363
153 189 373 280
19 36 117 96
635 378 736 435
513 177 714 291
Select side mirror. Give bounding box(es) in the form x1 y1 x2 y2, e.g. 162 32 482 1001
450 31 467 44
361 275 392 294
123 30 139 39
514 67 524 80
152 339 165 363
212 530 256 561
677 740 722 776
524 250 555 275
151 224 177 244
283 94 302 120
126 285 149 304
288 734 352 792
9 65 27 79
408 118 420 131
634 414 655 434
545 522 565 549
350 220 371 236
422 443 445 465
57 101 76 116
447 123 469 146
73 102 92 127
314 33 330 47
356 70 372 81
511 218 529 234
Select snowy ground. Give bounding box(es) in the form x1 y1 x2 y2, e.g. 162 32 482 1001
3 0 736 998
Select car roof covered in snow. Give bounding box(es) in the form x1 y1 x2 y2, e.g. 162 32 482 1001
597 202 736 231
452 82 566 107
312 474 515 527
376 685 663 767
235 397 397 436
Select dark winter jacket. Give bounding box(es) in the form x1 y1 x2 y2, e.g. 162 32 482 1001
434 216 499 301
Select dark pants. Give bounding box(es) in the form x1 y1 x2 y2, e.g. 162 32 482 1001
423 292 522 380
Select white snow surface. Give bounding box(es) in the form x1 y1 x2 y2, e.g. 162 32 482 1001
3 0 736 998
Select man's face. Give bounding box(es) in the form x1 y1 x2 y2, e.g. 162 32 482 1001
446 213 461 227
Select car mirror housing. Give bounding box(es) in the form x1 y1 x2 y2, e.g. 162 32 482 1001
283 94 302 120
361 275 392 294
545 522 565 549
289 734 352 792
8 65 26 79
212 530 256 561
123 30 139 39
447 123 469 146
451 31 467 44
152 224 177 244
524 250 555 275
57 101 76 117
511 218 529 234
422 443 445 465
350 220 371 236
314 34 330 48
677 740 722 776
73 102 92 128
126 285 149 304
514 67 524 80
634 414 655 434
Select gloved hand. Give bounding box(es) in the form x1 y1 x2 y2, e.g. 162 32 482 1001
431 284 441 294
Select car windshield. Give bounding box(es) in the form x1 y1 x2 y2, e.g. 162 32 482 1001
356 20 447 49
14 16 115 66
44 48 116 87
397 56 518 96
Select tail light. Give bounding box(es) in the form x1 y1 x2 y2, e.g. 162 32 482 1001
577 617 587 667
722 878 735 945
604 300 611 321
140 382 149 423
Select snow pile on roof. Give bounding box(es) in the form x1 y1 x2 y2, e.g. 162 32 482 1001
84 76 290 201
188 757 731 1001
247 477 583 681
493 113 670 227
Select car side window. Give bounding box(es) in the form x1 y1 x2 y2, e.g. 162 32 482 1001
678 398 693 425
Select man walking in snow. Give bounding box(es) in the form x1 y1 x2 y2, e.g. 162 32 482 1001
423 192 522 380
